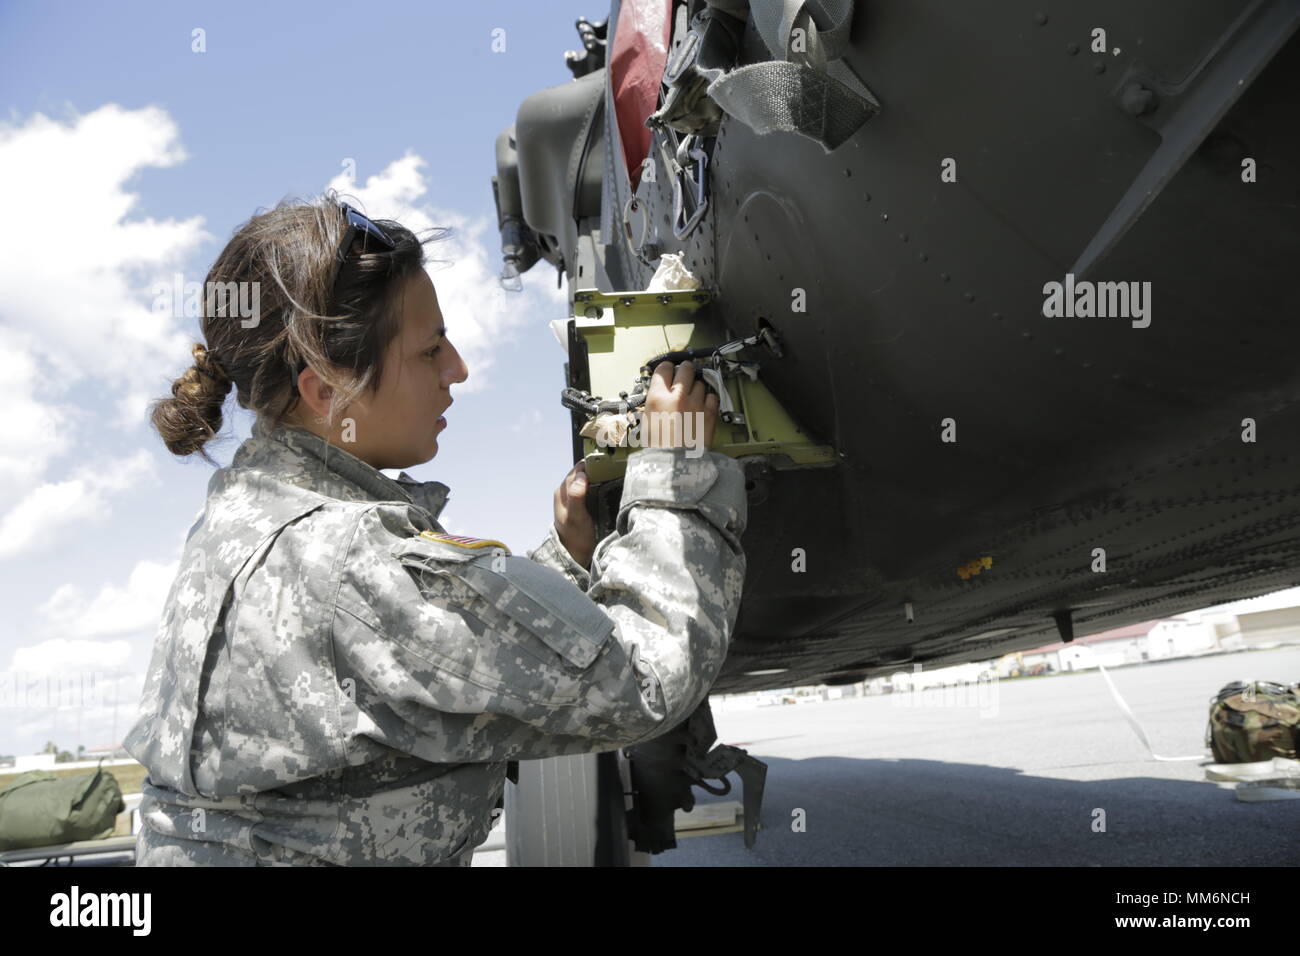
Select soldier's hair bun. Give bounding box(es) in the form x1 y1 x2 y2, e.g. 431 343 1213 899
151 342 233 460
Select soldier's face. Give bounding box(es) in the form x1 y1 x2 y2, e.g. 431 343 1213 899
354 270 468 469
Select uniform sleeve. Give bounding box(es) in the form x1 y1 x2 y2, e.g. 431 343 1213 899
331 447 747 764
526 522 592 592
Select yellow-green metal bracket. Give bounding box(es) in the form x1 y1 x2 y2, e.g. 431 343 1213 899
569 287 837 484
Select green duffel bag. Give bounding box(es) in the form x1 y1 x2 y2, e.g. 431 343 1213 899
1206 680 1300 763
0 761 125 850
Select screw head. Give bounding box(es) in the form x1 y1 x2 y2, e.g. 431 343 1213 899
1121 83 1156 115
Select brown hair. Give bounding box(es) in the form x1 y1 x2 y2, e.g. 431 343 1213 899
150 190 449 464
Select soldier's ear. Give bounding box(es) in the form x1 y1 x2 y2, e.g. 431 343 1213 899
297 366 335 412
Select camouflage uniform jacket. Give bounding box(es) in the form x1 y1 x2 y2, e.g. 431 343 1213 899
123 418 747 865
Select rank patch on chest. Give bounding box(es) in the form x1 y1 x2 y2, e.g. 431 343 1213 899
419 530 511 553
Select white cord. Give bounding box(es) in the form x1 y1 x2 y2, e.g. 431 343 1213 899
622 196 658 268
1097 662 1206 762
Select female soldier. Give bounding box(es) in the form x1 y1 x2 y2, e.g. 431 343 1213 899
124 193 748 866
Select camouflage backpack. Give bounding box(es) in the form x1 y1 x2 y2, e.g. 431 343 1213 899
1205 680 1300 763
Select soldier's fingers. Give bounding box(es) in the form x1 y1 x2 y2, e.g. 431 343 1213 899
553 484 569 526
704 391 720 446
672 359 695 391
569 462 588 496
557 468 577 506
689 378 706 407
647 361 674 404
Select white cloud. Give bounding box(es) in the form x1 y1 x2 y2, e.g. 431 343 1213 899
2 644 139 752
0 450 156 560
0 104 207 557
326 152 567 393
0 104 209 424
509 408 544 433
0 324 73 507
9 637 134 676
37 557 177 640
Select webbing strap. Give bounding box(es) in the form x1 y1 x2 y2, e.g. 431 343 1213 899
704 0 879 152
1097 662 1206 762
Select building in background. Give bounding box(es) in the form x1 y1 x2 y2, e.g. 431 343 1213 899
714 588 1300 704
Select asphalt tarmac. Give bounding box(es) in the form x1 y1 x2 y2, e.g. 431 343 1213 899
651 645 1300 866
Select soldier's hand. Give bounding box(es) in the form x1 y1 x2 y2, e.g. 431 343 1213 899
553 459 596 570
642 360 719 451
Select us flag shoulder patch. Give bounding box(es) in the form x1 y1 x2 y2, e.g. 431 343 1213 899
419 530 511 553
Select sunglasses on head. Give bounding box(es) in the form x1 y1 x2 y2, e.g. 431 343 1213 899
330 203 396 305
292 203 397 397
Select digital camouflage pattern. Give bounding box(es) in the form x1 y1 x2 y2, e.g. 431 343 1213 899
124 417 747 865
1206 681 1300 763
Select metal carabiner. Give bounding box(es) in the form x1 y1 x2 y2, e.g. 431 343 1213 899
699 365 745 425
671 133 709 239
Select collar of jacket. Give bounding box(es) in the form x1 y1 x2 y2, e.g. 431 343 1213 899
249 416 451 521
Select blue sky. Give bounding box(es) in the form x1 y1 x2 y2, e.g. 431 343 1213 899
0 0 608 755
